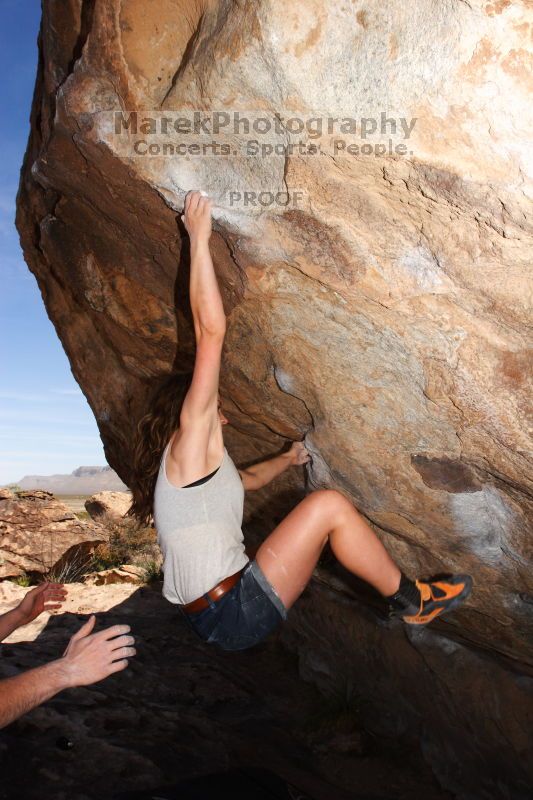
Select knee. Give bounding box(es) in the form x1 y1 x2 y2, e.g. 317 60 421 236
307 488 354 524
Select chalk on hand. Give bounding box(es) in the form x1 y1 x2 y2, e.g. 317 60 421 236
199 190 208 197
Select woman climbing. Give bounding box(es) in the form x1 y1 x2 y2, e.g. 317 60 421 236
127 190 472 652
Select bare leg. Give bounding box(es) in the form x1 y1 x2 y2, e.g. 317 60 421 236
254 489 402 611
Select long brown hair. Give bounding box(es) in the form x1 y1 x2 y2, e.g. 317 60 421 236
126 370 193 526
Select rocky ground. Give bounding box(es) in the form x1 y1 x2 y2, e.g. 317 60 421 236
0 580 453 800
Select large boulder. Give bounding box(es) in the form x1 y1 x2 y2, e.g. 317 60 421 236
0 490 107 579
84 490 132 521
14 2 533 797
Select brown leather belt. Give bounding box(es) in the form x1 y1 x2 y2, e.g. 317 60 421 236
180 566 246 614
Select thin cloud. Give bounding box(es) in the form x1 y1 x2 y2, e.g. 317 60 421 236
0 388 84 402
0 433 99 444
0 409 95 425
1 446 101 457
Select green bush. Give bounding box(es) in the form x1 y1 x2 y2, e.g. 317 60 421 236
9 572 33 587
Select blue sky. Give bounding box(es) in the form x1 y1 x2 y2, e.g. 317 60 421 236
0 0 105 486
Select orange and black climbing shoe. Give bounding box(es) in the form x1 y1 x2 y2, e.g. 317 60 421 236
388 574 473 625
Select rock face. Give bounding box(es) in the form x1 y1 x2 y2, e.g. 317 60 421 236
15 2 532 798
0 490 107 579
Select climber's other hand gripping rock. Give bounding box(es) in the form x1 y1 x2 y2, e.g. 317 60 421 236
285 441 311 467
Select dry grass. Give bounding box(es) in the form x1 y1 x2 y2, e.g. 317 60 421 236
90 514 162 578
46 546 96 584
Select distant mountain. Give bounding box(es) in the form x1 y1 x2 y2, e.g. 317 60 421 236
13 465 129 495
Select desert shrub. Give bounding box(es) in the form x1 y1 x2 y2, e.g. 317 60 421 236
90 515 161 575
140 559 163 583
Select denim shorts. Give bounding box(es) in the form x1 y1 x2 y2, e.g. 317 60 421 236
180 559 288 651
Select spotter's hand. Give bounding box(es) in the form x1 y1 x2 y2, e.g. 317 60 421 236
15 582 67 626
61 617 136 687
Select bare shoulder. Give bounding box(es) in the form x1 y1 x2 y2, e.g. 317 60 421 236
165 413 224 487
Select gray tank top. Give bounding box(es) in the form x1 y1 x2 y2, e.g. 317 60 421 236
153 440 250 605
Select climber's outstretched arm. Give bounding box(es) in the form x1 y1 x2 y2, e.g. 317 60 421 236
180 190 225 425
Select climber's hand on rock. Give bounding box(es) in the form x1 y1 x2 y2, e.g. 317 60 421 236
182 190 213 241
286 441 311 467
59 616 136 688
